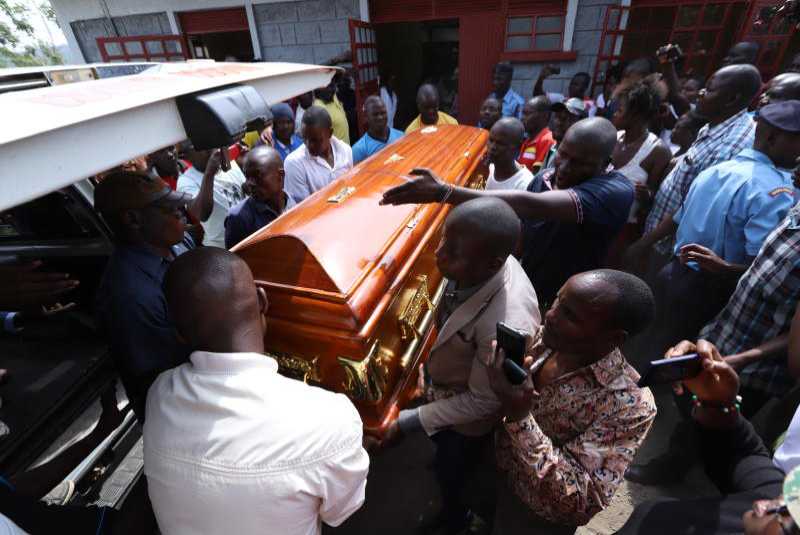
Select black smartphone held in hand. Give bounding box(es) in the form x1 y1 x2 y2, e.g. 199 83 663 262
637 353 702 388
496 322 528 385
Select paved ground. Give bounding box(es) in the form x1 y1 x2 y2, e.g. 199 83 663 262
328 384 719 535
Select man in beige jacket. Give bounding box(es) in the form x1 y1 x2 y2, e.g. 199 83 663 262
385 197 540 534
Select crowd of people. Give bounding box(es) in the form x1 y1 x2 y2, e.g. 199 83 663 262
7 35 800 535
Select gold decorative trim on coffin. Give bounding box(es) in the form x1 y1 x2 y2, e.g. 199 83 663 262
337 277 448 403
399 275 434 341
338 341 391 403
327 186 356 203
468 173 486 190
270 352 322 383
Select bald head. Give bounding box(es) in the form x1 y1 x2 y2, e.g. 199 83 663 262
244 145 281 174
697 64 762 120
722 41 760 66
529 95 551 112
417 84 441 125
563 117 617 161
364 94 384 112
761 73 800 107
447 197 520 260
164 248 265 352
491 117 525 146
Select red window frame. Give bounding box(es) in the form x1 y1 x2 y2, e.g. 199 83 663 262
97 35 189 63
592 0 749 92
505 13 565 52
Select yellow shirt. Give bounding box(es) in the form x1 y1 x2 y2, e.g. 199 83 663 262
313 96 350 144
405 111 458 134
242 130 261 149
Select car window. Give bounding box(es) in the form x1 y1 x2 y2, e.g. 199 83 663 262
0 190 102 242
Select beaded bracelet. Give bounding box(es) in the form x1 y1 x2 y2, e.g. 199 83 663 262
691 394 742 414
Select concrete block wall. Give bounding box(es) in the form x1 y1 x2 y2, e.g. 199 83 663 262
71 12 171 62
253 0 358 65
510 0 618 98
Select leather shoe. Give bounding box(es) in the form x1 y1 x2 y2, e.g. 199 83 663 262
625 457 690 486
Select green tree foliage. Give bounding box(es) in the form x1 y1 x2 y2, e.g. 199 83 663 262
0 1 63 67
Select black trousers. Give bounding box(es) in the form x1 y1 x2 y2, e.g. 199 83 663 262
431 430 493 532
653 259 738 353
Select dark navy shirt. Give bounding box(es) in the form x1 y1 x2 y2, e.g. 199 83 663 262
520 169 634 308
95 234 195 418
224 193 296 249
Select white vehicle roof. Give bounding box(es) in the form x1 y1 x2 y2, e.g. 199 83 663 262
0 60 336 212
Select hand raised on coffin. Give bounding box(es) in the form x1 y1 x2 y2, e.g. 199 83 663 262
379 168 451 206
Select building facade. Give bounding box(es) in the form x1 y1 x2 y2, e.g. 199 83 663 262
50 0 798 126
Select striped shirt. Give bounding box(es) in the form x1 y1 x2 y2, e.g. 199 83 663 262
699 202 800 395
644 110 755 254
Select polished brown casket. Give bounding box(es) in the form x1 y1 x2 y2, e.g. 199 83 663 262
232 125 488 436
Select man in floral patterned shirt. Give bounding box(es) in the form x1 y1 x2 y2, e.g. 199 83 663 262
486 269 658 533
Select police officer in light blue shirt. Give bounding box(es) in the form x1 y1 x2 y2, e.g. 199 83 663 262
673 101 800 270
646 100 800 346
490 62 525 119
351 95 404 164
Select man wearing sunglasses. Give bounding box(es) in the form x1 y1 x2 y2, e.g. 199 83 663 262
94 171 197 421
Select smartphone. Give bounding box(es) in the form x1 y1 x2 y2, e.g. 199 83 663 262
637 353 702 388
496 322 528 385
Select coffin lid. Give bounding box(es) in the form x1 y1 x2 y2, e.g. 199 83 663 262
233 125 487 297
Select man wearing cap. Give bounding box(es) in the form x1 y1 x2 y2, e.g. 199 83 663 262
541 97 587 170
268 103 303 161
490 63 525 119
533 67 595 116
351 95 404 164
94 171 196 420
630 100 800 349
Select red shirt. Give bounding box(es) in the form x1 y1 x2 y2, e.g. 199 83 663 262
517 128 556 172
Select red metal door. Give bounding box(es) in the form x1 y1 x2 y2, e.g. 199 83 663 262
349 19 380 136
97 35 189 62
738 0 798 78
458 12 504 126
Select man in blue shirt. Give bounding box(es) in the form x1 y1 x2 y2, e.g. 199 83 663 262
268 103 303 160
225 145 296 248
631 100 800 350
351 95 404 164
95 171 195 420
380 117 632 308
491 62 525 119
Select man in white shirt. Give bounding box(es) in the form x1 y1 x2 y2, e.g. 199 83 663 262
144 247 369 535
485 118 533 191
284 106 353 203
177 146 246 248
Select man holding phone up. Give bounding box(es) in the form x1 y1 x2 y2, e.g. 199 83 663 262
383 197 540 535
485 270 657 534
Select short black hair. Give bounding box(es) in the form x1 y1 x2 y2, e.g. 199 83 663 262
573 72 591 85
302 105 333 129
447 197 520 259
495 62 514 77
363 94 384 112
590 269 655 335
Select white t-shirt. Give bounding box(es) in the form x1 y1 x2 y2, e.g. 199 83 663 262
144 351 369 535
177 162 246 249
284 136 353 203
775 404 800 473
0 514 26 535
380 86 398 129
486 163 533 191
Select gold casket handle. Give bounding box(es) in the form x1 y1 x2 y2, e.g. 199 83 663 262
398 275 434 341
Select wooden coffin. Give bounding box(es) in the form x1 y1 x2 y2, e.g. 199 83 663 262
232 125 488 436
